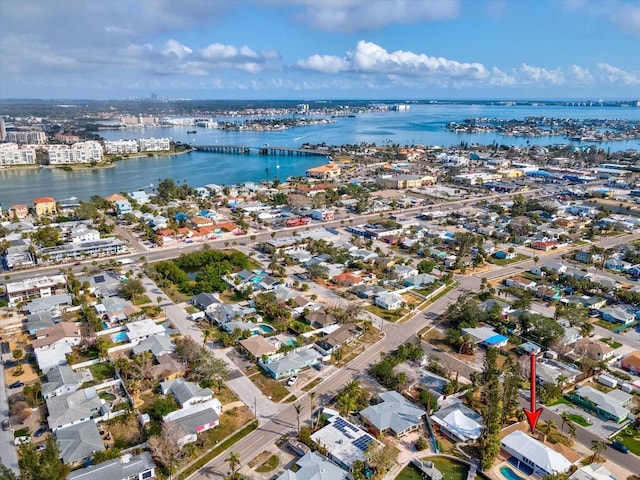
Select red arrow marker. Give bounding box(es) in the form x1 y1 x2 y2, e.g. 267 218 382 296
524 353 543 432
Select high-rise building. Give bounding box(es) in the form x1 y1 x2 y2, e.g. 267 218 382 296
0 117 6 141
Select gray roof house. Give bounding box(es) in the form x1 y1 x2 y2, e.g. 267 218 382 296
22 294 73 314
132 334 175 357
55 420 104 465
163 398 222 447
360 391 426 437
191 292 221 312
47 387 105 431
259 348 322 379
67 452 156 480
160 377 213 408
275 451 348 480
24 311 58 335
42 365 83 399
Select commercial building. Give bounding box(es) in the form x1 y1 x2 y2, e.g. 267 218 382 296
0 143 37 166
44 141 103 164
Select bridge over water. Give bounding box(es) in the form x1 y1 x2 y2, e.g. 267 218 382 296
193 145 329 157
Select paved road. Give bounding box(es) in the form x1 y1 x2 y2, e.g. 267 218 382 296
0 364 19 475
187 282 468 479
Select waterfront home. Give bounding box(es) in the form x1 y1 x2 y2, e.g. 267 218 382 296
33 196 57 217
501 430 572 476
306 162 341 180
359 390 425 437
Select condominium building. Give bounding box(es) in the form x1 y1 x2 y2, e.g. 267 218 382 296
138 137 171 152
0 143 37 166
104 139 139 154
6 131 46 144
44 141 103 164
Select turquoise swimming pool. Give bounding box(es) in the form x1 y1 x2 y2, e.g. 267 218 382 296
111 331 128 343
500 466 526 480
257 324 274 333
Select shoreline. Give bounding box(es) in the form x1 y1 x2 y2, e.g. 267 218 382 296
0 148 194 173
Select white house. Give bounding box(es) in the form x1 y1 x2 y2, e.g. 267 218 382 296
501 430 572 476
375 292 404 310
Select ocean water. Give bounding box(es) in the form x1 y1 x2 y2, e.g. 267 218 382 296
1 103 639 206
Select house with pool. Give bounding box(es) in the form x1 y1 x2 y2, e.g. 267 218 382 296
501 430 572 477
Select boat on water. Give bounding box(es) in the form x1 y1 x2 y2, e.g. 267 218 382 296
187 130 197 134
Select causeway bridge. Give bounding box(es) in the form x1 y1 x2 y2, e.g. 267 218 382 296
193 145 329 157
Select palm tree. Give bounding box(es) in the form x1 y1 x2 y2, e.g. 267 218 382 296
543 419 556 440
202 328 213 347
590 440 607 463
294 403 302 435
309 392 316 429
226 451 241 478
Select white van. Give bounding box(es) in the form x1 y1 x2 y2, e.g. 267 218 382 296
190 312 206 321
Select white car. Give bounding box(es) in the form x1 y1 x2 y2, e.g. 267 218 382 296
286 376 298 387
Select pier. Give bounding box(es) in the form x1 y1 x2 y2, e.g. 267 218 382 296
194 145 328 157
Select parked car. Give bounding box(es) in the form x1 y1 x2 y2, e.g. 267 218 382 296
36 445 46 451
610 441 629 453
34 426 47 437
313 363 324 371
286 376 298 387
2 419 9 431
8 381 24 389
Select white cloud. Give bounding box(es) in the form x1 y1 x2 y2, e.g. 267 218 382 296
519 63 565 85
297 41 491 83
297 55 350 73
162 39 193 60
597 63 640 85
290 0 460 33
562 0 640 35
489 67 517 86
569 65 593 83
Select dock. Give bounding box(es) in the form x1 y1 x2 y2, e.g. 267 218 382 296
410 459 443 480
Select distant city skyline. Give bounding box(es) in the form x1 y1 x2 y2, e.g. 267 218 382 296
0 0 639 100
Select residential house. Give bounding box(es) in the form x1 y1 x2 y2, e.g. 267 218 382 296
570 464 616 480
531 261 567 276
599 306 635 324
150 353 185 382
559 323 582 345
163 398 222 447
353 284 387 299
535 359 582 386
573 251 596 264
565 268 594 281
504 276 537 290
573 339 614 361
33 322 82 350
191 292 222 313
259 348 322 379
123 318 166 343
56 420 105 466
275 451 348 480
569 386 632 423
461 326 508 348
42 365 83 399
311 411 382 473
333 272 364 287
132 334 175 357
33 196 57 216
430 401 484 442
375 292 403 311
240 336 279 360
315 323 362 354
78 271 122 298
160 377 213 408
4 274 66 305
24 311 58 335
604 258 631 272
360 390 426 437
306 310 337 329
47 387 105 431
393 264 419 280
67 452 156 480
23 293 73 315
404 274 437 288
501 430 572 476
306 162 341 180
621 351 640 374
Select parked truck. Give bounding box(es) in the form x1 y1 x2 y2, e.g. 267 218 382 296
285 217 311 227
189 312 206 321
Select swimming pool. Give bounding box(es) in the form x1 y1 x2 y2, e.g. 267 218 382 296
500 466 526 480
256 324 275 333
111 331 128 343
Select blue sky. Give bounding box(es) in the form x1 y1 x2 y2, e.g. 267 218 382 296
0 0 639 100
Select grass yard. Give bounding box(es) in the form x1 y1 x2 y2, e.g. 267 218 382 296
566 413 591 427
247 370 290 402
489 253 529 266
613 425 640 456
133 295 152 306
302 378 321 392
599 337 623 349
365 304 404 322
256 454 279 473
595 320 619 331
103 415 143 449
88 362 115 382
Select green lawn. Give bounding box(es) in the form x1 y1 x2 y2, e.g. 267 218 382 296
489 253 529 266
133 295 152 306
256 454 279 473
396 457 470 480
613 425 640 455
365 304 404 322
566 413 591 427
88 362 115 381
595 320 620 331
247 370 290 402
599 337 623 349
